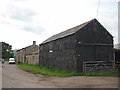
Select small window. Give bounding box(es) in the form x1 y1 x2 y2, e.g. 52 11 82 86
49 50 53 53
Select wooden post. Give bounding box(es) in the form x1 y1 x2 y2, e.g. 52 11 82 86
83 61 85 73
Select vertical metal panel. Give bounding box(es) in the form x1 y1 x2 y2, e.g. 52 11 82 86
75 20 114 72
75 19 113 44
39 34 76 72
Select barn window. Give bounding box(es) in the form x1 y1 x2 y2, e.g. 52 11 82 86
49 50 53 53
78 42 81 44
48 42 54 53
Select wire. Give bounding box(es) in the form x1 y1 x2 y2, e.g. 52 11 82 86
96 0 100 18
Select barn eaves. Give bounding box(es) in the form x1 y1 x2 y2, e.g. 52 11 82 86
42 19 112 44
42 19 92 44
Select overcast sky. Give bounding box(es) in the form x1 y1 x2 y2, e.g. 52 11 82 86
0 0 118 50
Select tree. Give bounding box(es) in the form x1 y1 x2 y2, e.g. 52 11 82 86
1 42 14 60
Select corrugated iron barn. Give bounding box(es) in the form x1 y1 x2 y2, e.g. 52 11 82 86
114 44 120 72
39 19 114 73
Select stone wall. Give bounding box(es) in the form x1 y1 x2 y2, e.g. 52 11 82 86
16 50 20 62
16 41 39 64
26 52 39 64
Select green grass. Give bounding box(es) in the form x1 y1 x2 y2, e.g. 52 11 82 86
0 59 8 61
4 60 9 61
18 63 120 77
18 63 84 77
85 72 120 76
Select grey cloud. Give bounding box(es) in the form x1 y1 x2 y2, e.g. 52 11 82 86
7 5 36 22
6 5 45 35
20 25 45 35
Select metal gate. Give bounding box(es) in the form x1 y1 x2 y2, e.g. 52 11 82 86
83 61 114 74
115 61 120 72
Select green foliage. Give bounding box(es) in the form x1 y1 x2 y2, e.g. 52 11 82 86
1 42 14 59
18 63 119 77
0 59 8 61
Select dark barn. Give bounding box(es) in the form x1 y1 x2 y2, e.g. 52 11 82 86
39 19 114 73
114 48 120 72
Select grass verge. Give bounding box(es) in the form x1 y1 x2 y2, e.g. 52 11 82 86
18 63 83 77
4 60 9 61
18 63 120 77
85 72 120 77
0 59 8 61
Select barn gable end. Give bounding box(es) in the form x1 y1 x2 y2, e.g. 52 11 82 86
75 19 113 44
75 19 114 72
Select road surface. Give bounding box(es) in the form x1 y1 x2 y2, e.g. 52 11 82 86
2 62 119 88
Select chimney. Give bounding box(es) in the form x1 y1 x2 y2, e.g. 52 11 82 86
33 41 36 45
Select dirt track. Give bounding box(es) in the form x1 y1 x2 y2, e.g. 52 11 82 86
2 62 119 88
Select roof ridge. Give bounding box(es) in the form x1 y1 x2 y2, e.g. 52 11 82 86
42 19 95 44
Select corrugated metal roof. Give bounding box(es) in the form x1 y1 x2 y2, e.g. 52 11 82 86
42 19 94 44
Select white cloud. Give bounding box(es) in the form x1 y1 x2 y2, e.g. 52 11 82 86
0 0 118 49
0 23 45 49
97 0 118 44
7 5 36 22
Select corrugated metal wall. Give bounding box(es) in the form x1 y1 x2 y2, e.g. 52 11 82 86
75 20 114 72
39 34 77 72
76 45 114 72
39 20 114 73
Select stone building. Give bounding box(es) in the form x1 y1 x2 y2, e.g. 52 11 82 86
16 41 39 64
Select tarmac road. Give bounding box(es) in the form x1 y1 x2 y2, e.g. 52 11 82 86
2 62 56 88
2 62 119 88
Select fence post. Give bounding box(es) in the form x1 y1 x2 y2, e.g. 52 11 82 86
83 61 85 73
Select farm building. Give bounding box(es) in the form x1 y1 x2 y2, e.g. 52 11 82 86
16 41 39 64
39 19 114 73
114 44 120 72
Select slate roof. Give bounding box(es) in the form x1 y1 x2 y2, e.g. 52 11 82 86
42 19 94 44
